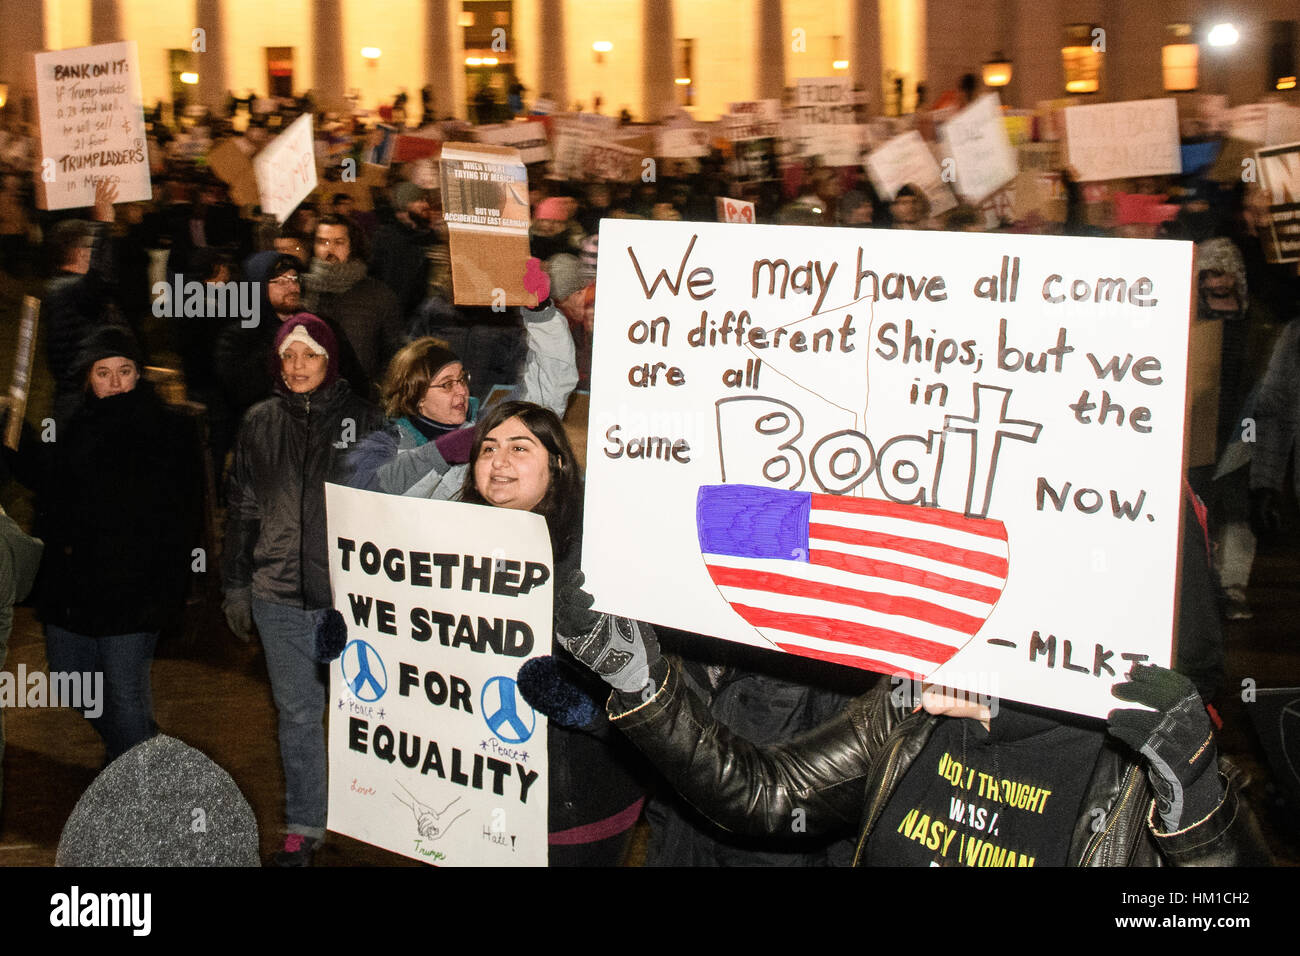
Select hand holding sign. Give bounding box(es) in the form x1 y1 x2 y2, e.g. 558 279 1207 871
91 179 118 223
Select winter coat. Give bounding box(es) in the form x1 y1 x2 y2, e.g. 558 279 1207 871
25 384 198 635
223 379 384 609
610 660 1272 866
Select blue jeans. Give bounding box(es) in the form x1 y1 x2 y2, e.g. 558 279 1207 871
44 626 158 763
252 598 329 839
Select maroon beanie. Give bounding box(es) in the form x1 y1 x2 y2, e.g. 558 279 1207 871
273 312 340 387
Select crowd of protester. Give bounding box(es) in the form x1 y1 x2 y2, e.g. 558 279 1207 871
0 74 1294 867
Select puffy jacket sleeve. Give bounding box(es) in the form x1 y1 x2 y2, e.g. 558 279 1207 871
1150 770 1274 866
516 300 578 418
345 423 454 497
221 413 261 593
608 658 875 838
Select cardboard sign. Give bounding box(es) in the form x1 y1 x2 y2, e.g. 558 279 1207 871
794 78 854 126
549 124 642 182
254 113 317 224
940 94 1017 204
1229 102 1300 146
33 40 151 210
325 486 550 866
583 220 1193 718
206 138 260 207
723 101 782 141
475 121 551 165
864 130 957 216
439 142 534 305
1256 140 1300 264
393 133 442 163
1064 98 1182 182
716 197 756 224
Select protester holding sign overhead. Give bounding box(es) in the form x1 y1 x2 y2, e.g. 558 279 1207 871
222 314 383 865
457 401 648 866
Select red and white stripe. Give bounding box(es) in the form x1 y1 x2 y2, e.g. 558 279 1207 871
703 495 1009 678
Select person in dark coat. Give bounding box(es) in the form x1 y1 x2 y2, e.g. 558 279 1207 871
11 327 197 764
221 314 384 865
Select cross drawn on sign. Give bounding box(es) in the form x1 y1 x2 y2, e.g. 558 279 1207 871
3 297 40 451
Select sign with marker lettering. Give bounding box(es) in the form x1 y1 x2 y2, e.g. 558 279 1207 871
33 40 151 210
1064 98 1182 182
940 94 1017 204
254 112 317 224
1256 140 1300 264
583 220 1193 718
326 485 550 866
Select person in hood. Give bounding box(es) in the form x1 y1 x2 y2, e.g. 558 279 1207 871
8 327 197 766
369 182 441 322
221 313 383 866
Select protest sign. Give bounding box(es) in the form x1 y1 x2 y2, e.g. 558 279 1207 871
716 197 756 223
440 142 534 305
326 485 551 866
793 123 866 166
1230 102 1300 146
794 78 854 126
550 124 642 181
583 220 1192 718
723 100 782 141
1064 98 1182 182
864 130 957 216
1256 140 1300 264
940 94 1017 204
657 126 710 158
475 121 551 165
392 133 441 163
33 41 151 210
206 138 260 207
253 113 317 224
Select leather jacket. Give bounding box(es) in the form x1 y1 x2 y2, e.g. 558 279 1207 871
610 659 1272 866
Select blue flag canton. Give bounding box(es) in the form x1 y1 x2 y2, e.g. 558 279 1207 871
696 485 811 561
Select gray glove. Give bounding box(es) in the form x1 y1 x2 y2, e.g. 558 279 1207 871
554 569 659 695
1108 664 1223 832
222 588 256 643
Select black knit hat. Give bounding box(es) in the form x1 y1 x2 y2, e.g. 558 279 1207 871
73 325 144 379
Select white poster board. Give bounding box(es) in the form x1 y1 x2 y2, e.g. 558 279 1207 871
657 127 710 158
254 112 318 224
475 121 551 164
940 94 1017 204
723 100 782 141
864 130 957 215
583 220 1193 719
1064 98 1182 182
794 78 854 125
716 196 756 223
326 486 550 866
33 40 151 210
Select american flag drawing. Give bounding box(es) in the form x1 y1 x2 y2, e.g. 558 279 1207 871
696 484 1010 678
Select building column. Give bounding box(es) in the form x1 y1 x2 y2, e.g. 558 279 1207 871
642 0 675 121
849 0 882 116
195 0 230 112
537 0 568 109
0 0 47 120
312 0 347 111
90 0 123 44
755 0 785 100
423 0 457 121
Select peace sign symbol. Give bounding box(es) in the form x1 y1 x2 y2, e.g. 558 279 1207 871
481 676 536 744
339 639 388 702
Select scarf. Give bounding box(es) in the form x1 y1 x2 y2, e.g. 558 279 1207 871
304 258 368 302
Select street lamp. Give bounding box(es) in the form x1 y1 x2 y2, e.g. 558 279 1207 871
983 53 1012 87
1207 23 1239 47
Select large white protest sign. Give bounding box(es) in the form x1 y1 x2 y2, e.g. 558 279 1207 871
583 220 1192 718
33 41 151 210
1064 98 1182 182
864 130 957 215
795 78 854 125
326 486 550 866
1256 140 1300 264
657 127 710 158
940 94 1017 203
254 112 317 223
723 100 782 141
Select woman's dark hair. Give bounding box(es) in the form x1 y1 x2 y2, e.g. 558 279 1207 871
459 400 584 562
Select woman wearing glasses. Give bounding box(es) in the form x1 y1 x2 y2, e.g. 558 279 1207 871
345 270 577 501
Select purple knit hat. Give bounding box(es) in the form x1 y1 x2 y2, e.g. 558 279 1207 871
273 312 340 387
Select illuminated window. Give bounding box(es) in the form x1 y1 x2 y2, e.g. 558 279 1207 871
1062 24 1101 94
1162 24 1198 91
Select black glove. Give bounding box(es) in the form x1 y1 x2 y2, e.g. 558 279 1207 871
222 588 256 643
1249 488 1283 540
1108 664 1223 832
554 569 660 695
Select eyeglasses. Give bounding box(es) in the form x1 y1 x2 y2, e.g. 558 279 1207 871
269 274 301 286
428 373 471 392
